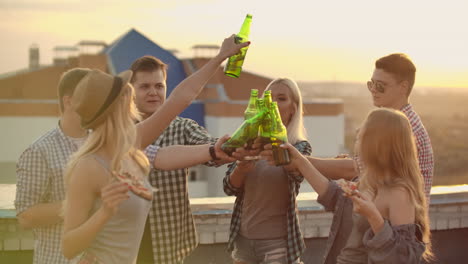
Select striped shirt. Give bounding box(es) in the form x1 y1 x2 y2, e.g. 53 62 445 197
223 141 312 264
15 125 81 264
140 117 217 264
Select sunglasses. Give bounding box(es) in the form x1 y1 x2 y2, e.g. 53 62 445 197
367 80 386 93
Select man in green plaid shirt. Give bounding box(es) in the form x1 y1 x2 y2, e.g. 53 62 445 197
132 56 221 264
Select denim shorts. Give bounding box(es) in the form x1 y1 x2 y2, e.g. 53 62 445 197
232 234 302 264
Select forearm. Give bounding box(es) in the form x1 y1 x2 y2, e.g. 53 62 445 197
62 208 111 259
307 157 357 180
367 211 385 234
17 201 63 229
296 156 330 197
228 165 248 188
154 144 211 170
137 55 226 149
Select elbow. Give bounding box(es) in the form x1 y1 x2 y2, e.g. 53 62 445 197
17 213 34 229
61 238 79 260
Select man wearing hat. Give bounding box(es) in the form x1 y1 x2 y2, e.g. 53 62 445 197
132 56 223 264
15 68 91 264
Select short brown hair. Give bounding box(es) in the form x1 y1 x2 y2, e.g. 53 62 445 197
58 68 91 112
376 53 416 95
130 56 168 83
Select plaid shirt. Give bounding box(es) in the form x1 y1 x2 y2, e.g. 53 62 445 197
223 141 312 264
401 104 434 201
15 125 78 264
142 117 216 264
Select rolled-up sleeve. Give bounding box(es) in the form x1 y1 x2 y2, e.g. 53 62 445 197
144 144 160 170
317 180 342 212
15 147 49 215
287 141 312 184
363 220 426 264
223 162 243 196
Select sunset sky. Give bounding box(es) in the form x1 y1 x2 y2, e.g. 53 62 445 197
1 0 468 88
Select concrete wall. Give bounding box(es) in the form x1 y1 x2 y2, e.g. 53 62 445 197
0 117 58 163
1 190 467 263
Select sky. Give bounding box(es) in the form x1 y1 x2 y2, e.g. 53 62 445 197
1 0 468 88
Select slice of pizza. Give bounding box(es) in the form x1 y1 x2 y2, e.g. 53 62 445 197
336 179 358 196
115 172 154 201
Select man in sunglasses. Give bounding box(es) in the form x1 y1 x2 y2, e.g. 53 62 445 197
302 53 434 264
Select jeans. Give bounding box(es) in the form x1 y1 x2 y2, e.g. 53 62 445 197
232 234 302 264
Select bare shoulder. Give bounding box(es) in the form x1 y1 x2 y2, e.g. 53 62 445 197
388 186 411 203
387 186 415 225
68 156 111 191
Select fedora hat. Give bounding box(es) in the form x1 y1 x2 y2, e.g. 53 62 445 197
72 69 133 129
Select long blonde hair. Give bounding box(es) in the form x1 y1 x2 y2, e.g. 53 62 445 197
64 84 149 188
357 108 433 260
264 78 308 144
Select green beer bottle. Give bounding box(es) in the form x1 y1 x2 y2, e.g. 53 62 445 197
221 110 265 156
263 90 272 109
224 14 252 78
258 100 273 148
244 89 258 120
270 102 291 166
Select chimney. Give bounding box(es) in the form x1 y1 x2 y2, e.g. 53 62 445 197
191 44 220 58
29 43 40 69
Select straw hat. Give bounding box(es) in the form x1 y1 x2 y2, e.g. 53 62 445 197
72 69 133 129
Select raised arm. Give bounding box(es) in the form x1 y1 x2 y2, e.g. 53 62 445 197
153 134 235 170
137 35 250 149
261 143 330 197
306 156 357 181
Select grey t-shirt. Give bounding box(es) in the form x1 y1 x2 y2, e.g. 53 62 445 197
240 160 289 239
84 156 152 264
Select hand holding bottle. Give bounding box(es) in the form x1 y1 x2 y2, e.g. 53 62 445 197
213 134 238 163
260 142 305 168
225 14 252 78
217 34 251 62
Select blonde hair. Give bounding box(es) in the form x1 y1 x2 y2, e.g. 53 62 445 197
64 83 149 188
357 108 433 260
264 78 308 144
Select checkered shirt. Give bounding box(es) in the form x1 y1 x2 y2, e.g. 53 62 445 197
401 104 434 202
144 117 217 264
15 125 78 264
223 141 312 264
354 104 434 202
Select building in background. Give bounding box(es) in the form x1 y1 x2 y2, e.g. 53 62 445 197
0 28 344 196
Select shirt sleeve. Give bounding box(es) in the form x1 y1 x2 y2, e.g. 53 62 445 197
15 146 50 215
144 144 160 170
363 220 426 264
223 162 243 196
287 140 312 184
317 180 342 212
184 119 217 145
183 119 219 167
413 128 434 200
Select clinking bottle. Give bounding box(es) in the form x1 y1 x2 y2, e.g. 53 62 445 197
224 14 252 78
244 89 258 120
270 102 291 166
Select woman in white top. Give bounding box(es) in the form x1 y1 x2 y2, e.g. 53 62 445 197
61 35 248 263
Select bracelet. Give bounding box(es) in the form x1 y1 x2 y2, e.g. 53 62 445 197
209 144 220 161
